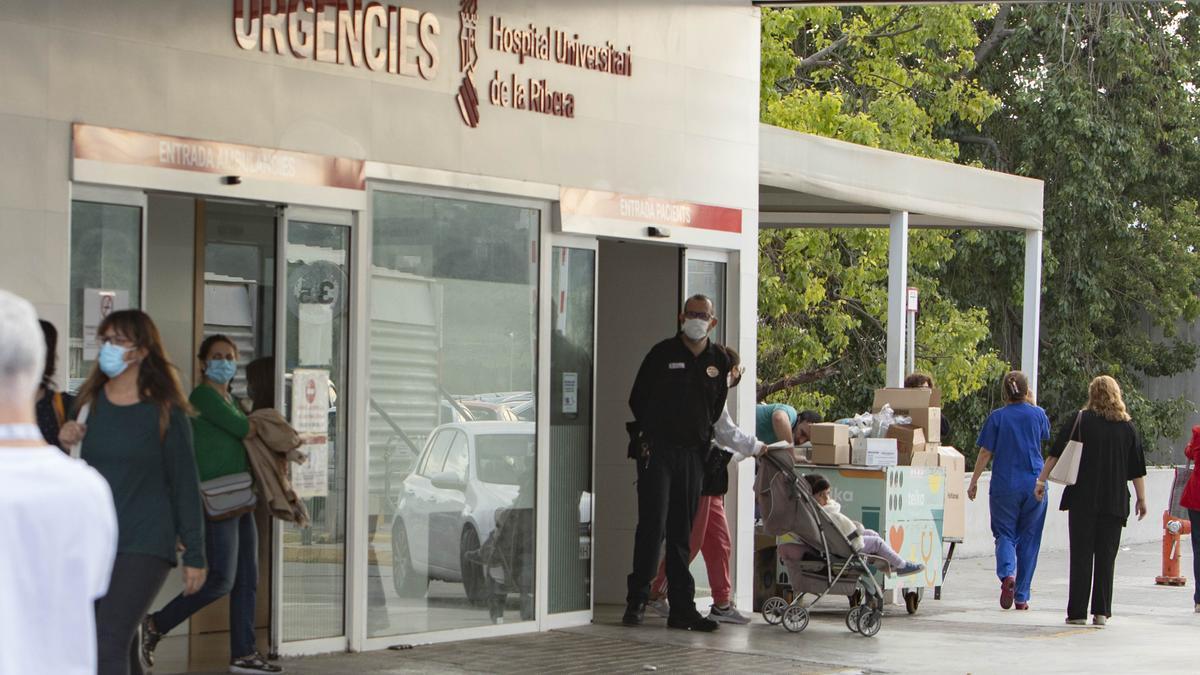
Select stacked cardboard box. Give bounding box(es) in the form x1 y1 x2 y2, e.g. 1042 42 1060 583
886 424 927 465
851 437 898 467
873 388 942 444
910 446 966 540
810 423 851 465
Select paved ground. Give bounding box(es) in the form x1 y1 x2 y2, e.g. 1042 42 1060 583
182 541 1198 674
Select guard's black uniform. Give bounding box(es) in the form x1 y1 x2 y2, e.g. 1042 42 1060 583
626 334 730 618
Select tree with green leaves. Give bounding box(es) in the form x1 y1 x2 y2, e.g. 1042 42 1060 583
758 4 1008 452
948 2 1200 457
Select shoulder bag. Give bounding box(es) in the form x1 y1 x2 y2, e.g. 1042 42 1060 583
200 472 257 520
1048 411 1084 486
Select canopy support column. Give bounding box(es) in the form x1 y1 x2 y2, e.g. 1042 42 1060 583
1021 229 1043 397
886 211 909 387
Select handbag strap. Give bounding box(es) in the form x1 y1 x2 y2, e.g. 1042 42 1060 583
1069 410 1083 443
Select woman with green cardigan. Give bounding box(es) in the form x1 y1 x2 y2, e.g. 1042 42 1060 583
140 335 282 674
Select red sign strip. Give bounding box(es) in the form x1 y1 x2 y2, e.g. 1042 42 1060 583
73 124 366 191
559 188 741 233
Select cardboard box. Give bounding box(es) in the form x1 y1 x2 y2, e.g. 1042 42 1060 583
909 450 939 467
874 387 942 444
811 443 850 465
809 423 850 446
886 424 927 464
851 437 897 467
937 446 966 540
910 407 942 443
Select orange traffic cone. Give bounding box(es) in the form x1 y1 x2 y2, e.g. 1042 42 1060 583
1155 511 1192 586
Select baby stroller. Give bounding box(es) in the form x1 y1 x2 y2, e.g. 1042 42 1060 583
756 447 887 637
471 505 535 623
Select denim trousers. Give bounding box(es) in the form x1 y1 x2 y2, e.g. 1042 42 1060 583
152 511 259 659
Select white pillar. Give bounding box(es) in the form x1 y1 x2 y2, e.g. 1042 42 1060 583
1021 229 1043 397
886 211 909 387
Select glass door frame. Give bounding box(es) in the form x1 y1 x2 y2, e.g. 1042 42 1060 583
68 183 149 320
356 183 555 651
272 204 360 658
539 233 600 630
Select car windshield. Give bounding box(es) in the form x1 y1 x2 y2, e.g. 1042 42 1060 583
475 434 535 485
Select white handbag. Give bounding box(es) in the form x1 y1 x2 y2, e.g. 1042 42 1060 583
1048 411 1084 486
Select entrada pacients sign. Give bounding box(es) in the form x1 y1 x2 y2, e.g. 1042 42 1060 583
231 1 632 129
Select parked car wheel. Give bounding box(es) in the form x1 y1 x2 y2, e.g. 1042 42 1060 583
460 527 489 606
391 520 427 598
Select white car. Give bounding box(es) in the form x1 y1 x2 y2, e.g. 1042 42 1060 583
391 422 534 603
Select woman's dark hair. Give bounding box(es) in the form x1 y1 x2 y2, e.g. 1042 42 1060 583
904 372 934 389
1002 371 1032 403
38 320 58 389
722 345 743 388
76 310 192 438
793 409 823 433
245 356 275 411
803 473 831 494
198 334 238 362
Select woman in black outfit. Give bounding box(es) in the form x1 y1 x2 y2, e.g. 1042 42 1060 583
34 320 74 450
1034 375 1148 627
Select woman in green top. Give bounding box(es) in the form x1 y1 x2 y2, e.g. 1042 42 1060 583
58 310 207 675
140 335 282 674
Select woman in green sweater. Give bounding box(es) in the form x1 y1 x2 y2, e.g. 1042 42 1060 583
58 310 207 675
140 335 282 674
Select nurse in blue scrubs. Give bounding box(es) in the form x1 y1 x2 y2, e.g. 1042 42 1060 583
967 371 1051 610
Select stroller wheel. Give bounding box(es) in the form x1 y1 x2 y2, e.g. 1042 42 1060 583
857 609 883 637
762 596 788 625
782 605 810 633
845 605 864 633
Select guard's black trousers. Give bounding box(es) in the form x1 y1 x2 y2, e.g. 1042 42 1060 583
626 444 704 618
1066 509 1124 620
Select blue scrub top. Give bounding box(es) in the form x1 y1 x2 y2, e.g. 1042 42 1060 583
976 402 1050 494
756 403 797 443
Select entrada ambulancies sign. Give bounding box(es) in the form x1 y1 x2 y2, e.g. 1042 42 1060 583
231 1 440 81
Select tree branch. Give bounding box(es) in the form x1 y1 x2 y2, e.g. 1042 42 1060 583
954 134 1007 170
757 364 841 402
796 35 849 75
967 4 1016 74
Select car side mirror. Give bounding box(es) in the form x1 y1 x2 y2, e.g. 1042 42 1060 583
430 471 465 491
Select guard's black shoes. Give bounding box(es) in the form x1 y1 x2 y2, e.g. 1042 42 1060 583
622 601 646 626
667 613 720 632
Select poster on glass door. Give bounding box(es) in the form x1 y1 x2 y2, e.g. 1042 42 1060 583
83 289 130 359
291 368 330 499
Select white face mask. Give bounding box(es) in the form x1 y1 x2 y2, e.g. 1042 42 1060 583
682 318 711 341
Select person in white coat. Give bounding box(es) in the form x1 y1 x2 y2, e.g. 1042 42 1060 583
0 290 118 675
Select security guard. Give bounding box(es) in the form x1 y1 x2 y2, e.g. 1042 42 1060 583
623 294 731 631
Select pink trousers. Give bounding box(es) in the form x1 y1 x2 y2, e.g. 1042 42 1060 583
650 494 732 605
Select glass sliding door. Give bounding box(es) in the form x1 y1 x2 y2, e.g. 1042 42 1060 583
548 245 596 614
368 189 539 636
277 209 352 646
68 187 145 391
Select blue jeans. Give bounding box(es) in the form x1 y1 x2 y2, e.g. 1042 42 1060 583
990 487 1047 603
152 511 258 658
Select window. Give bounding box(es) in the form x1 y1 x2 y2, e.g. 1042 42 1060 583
419 431 454 477
442 432 469 483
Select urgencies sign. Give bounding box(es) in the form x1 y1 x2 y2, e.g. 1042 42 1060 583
232 1 440 81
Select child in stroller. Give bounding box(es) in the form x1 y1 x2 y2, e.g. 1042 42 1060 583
799 474 924 577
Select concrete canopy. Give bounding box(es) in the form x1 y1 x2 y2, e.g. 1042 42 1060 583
759 124 1043 231
756 123 1046 393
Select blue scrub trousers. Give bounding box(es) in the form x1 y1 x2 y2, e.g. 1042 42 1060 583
990 487 1047 603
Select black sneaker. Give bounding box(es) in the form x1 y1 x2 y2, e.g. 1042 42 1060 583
229 653 283 674
139 615 161 669
667 613 720 632
622 601 646 626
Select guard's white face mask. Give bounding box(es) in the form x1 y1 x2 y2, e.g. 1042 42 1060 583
682 318 711 341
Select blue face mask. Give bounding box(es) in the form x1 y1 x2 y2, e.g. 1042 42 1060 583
98 342 130 378
206 359 237 385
